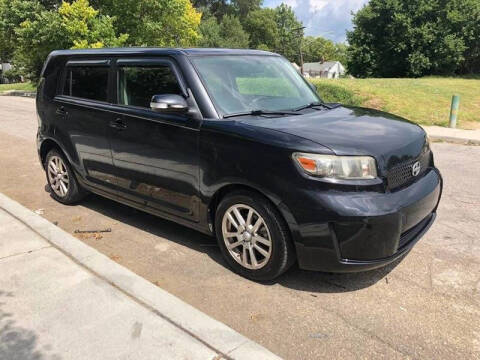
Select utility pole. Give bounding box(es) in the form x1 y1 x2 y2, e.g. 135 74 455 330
291 26 306 75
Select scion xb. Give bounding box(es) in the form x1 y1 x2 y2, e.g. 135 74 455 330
36 48 442 281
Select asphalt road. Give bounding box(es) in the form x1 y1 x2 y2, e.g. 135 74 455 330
1 96 479 359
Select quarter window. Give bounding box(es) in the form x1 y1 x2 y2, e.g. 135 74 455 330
64 66 109 102
117 66 181 108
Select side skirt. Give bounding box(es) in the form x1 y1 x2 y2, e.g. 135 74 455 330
76 175 214 237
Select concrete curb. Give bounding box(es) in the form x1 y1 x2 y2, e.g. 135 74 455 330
0 90 36 98
428 135 480 146
423 126 480 146
0 192 281 360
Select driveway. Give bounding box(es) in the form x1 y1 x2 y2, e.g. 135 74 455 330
1 96 479 359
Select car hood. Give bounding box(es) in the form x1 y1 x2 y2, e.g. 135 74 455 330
236 106 427 173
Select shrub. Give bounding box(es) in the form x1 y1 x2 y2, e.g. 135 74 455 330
311 80 363 106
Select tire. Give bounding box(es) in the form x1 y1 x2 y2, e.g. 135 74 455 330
215 190 295 281
45 149 87 204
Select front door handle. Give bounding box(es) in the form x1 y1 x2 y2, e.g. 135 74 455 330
109 118 127 130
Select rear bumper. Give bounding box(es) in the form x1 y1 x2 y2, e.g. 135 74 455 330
293 168 442 272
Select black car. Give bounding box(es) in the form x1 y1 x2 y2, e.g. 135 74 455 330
36 48 442 281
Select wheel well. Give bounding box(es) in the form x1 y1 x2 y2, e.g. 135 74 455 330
39 139 63 167
208 184 293 241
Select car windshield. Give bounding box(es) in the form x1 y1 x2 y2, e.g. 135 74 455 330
191 55 320 117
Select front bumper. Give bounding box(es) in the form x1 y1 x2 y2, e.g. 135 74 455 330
293 168 442 272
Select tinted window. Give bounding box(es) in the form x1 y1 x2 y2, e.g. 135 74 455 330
64 66 109 102
118 66 181 108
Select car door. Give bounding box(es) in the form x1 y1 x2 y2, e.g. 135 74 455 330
54 59 118 193
108 58 201 221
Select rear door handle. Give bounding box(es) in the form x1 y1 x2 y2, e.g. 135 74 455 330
56 106 67 116
109 118 127 130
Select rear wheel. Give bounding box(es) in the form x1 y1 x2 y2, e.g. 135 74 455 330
215 191 295 281
45 149 86 204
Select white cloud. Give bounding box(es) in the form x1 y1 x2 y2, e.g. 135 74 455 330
282 0 299 8
264 0 370 42
309 0 328 13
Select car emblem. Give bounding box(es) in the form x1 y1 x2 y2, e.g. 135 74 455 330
412 161 421 177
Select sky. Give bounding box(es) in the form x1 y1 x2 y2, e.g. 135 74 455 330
263 0 369 43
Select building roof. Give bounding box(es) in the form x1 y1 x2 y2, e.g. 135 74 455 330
303 61 342 72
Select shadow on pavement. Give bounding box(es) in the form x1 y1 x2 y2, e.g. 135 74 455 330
72 192 401 294
275 256 403 293
0 290 60 360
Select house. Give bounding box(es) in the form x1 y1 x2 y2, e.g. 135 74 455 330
302 61 345 79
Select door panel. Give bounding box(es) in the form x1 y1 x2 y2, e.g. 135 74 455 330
110 110 200 220
55 61 117 193
57 99 117 192
109 59 200 221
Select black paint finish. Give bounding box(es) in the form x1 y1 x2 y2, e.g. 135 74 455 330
36 48 442 272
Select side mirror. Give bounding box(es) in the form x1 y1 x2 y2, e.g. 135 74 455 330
150 94 188 113
308 82 317 92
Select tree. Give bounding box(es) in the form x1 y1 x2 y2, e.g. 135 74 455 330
302 36 337 63
232 0 262 19
96 0 202 46
198 12 249 48
347 0 480 77
218 14 249 48
274 4 303 62
0 0 44 63
243 8 278 51
301 36 348 66
192 0 231 20
334 43 348 66
14 0 127 81
198 12 222 47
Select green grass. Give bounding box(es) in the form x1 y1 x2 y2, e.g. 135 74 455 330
311 77 480 129
236 77 299 97
0 82 36 93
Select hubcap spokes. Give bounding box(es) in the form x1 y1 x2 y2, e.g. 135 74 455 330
222 204 272 270
47 156 69 197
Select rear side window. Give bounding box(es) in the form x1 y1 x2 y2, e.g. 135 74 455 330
64 66 109 102
117 66 181 108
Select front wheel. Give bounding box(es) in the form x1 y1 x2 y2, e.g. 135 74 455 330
215 191 295 281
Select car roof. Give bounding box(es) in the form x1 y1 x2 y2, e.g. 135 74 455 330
48 47 279 58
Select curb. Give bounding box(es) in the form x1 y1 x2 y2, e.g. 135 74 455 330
0 192 281 360
423 126 480 146
0 90 36 98
429 135 480 146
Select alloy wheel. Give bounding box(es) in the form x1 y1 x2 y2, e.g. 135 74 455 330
47 155 70 197
221 204 272 270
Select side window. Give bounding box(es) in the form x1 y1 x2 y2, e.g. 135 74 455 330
64 66 109 102
117 65 181 108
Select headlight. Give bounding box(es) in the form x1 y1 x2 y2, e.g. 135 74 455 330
293 152 377 179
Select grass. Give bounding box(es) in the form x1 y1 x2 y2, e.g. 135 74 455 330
0 82 36 93
236 77 299 97
311 77 480 129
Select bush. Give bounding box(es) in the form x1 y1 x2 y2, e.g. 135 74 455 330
311 80 363 106
1 68 22 83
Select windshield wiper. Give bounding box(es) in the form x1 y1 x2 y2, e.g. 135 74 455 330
294 101 334 111
223 109 301 119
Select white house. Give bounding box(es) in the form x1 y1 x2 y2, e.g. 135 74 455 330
302 61 345 79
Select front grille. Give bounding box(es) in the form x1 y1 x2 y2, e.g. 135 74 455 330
387 150 431 190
